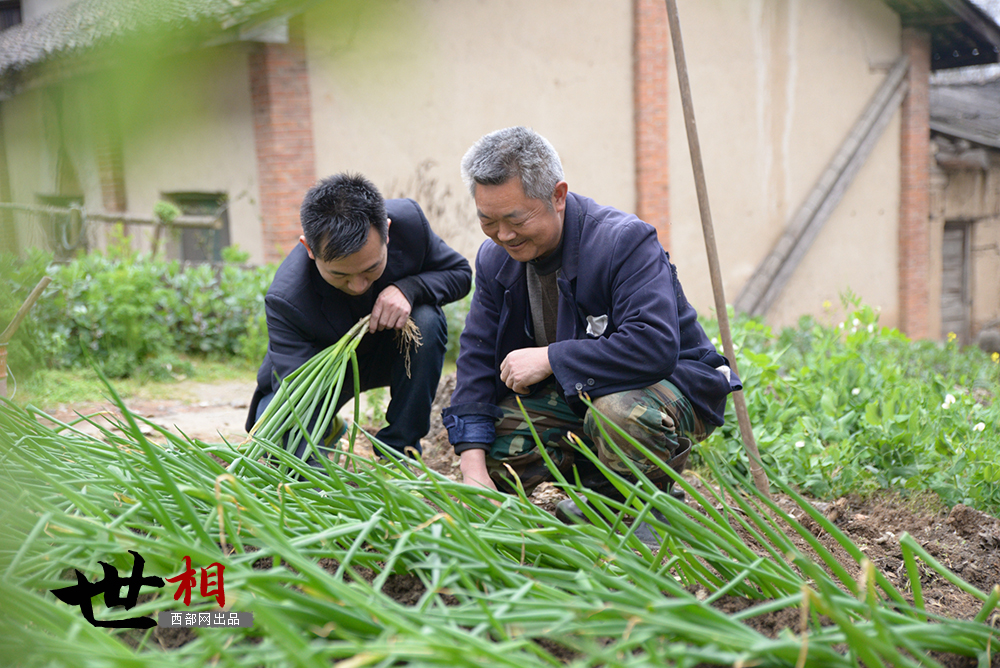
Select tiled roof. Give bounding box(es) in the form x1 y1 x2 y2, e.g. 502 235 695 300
0 0 294 92
929 2 1000 149
930 70 1000 148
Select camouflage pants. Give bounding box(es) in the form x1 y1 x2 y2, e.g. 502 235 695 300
486 378 710 496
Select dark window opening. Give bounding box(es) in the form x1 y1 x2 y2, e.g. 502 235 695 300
0 1 21 31
164 192 230 263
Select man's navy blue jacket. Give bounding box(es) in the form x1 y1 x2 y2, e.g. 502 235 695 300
443 192 740 448
246 198 472 431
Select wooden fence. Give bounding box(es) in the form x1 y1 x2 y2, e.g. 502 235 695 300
0 201 223 256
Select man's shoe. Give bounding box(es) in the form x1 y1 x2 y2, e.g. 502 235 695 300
555 498 588 524
632 507 670 548
555 498 670 549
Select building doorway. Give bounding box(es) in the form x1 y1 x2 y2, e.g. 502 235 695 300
941 220 972 344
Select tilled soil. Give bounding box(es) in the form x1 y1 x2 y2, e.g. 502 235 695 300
425 422 1000 666
419 377 1000 665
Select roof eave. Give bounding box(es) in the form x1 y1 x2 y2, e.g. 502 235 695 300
884 0 1000 70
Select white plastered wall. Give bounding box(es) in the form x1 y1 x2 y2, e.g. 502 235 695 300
303 0 636 261
668 0 903 329
2 87 71 250
1 45 263 260
114 45 262 260
2 89 50 200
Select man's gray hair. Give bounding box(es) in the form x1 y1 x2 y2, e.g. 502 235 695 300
460 126 564 203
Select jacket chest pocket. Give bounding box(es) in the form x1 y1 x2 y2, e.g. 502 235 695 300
558 276 610 339
555 277 578 340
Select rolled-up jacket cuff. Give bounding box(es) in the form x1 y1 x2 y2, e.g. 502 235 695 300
442 414 496 445
716 363 743 391
442 403 502 445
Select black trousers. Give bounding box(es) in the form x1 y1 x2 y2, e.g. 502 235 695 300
255 303 447 463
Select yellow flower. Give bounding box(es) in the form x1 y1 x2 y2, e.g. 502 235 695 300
947 332 957 343
993 352 1000 364
822 300 832 310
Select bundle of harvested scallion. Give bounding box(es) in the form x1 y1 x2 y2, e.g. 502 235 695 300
241 315 421 469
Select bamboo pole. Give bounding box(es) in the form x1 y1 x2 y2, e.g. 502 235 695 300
1 275 52 398
663 0 770 497
1 276 51 345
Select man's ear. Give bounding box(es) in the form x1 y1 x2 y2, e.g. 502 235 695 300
299 235 316 261
386 217 391 243
552 181 569 213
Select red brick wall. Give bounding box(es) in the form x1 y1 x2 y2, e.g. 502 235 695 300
634 0 670 250
250 17 317 263
899 28 931 340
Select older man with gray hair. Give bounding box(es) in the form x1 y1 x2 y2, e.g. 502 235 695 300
442 126 740 546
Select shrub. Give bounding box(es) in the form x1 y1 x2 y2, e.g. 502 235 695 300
236 311 269 365
701 292 1000 515
35 250 179 376
1 238 464 377
1 244 276 378
0 248 53 377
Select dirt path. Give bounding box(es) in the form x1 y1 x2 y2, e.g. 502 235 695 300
41 376 401 443
44 379 258 444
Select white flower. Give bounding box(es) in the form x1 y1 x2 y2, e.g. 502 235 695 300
945 394 956 404
711 337 718 346
867 324 874 333
853 318 860 327
795 440 805 448
852 388 861 396
973 422 986 432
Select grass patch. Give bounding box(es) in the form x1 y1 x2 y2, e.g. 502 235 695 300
11 355 258 409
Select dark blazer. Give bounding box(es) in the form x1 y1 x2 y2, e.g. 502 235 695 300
246 198 472 430
443 192 739 447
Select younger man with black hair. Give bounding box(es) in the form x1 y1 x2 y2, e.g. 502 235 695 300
247 173 472 461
